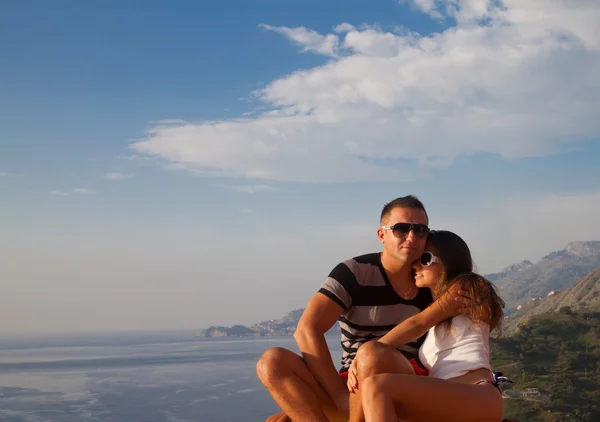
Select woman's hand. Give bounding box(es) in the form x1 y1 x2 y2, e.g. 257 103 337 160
347 357 359 393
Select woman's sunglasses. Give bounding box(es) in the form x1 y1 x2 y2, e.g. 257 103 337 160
420 251 442 266
381 222 430 238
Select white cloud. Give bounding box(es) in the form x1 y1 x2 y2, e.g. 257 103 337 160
400 0 497 22
154 119 188 125
115 154 156 162
413 0 437 11
131 1 600 183
48 190 69 196
258 24 339 56
399 0 446 19
103 172 134 180
334 22 356 33
48 188 97 196
0 171 20 177
228 184 278 194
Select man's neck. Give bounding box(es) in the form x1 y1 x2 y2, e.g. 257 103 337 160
380 252 414 286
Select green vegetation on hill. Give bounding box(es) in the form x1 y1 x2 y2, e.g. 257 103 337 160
491 310 600 421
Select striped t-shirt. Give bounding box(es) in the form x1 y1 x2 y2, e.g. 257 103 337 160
319 252 433 372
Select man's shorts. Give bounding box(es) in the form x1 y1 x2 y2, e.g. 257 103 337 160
339 358 428 379
409 358 429 376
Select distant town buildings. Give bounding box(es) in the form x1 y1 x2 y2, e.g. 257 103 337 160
504 387 549 403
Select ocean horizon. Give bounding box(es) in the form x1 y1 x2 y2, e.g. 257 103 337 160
0 331 343 422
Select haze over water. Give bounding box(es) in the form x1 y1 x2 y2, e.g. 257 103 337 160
0 332 341 422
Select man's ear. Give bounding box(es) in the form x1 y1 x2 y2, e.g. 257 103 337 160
377 227 385 244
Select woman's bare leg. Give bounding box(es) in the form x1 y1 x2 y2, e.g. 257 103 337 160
349 341 416 422
360 375 397 422
361 373 503 422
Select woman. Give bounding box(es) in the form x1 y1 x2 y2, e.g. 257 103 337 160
347 230 508 422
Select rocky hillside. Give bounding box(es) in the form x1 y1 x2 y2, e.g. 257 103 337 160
486 260 533 281
503 267 600 333
488 241 600 310
202 324 256 337
196 241 600 338
197 309 336 338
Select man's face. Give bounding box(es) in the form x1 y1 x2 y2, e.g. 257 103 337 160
378 206 429 264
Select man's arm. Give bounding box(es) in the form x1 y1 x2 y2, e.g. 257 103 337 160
294 292 347 410
378 285 463 347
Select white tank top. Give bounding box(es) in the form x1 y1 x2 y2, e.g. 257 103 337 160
418 314 491 380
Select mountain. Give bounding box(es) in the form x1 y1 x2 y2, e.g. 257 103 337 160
488 241 600 310
202 324 256 337
249 309 306 336
197 309 337 338
197 241 600 337
503 267 600 333
486 260 534 282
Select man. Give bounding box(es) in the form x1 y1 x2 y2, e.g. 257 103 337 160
256 195 438 422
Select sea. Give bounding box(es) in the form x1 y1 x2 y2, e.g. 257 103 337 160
0 332 343 422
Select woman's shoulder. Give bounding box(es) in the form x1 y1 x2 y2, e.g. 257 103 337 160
452 314 490 332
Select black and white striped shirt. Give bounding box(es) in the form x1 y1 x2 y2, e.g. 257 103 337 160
319 252 433 372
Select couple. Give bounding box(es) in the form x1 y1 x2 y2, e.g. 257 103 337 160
257 195 509 422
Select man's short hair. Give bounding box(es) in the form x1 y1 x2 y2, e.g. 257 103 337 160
380 195 428 223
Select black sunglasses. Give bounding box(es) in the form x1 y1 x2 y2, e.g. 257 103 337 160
381 222 429 238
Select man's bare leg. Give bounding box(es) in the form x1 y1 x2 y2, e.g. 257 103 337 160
256 347 347 422
348 341 416 422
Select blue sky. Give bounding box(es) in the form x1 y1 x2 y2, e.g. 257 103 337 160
2 0 600 334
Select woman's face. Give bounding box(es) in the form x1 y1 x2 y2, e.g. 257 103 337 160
413 243 445 292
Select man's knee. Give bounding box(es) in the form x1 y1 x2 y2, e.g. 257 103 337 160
256 347 297 385
265 412 292 422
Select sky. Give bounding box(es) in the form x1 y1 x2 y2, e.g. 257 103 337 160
1 0 600 334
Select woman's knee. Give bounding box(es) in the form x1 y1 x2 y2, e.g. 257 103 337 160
256 347 294 384
355 341 384 364
355 341 394 378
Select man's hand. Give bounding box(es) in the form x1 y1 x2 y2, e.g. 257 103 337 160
454 289 472 315
346 358 359 393
455 288 491 322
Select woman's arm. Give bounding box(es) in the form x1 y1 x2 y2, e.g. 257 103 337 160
378 285 463 347
347 286 466 391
